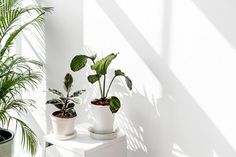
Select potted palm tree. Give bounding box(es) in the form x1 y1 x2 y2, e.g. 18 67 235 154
70 53 132 134
46 73 85 139
0 0 51 156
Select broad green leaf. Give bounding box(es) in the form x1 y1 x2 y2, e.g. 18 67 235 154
115 69 125 76
114 70 132 90
91 53 118 75
70 89 86 97
70 55 89 72
87 74 101 84
46 99 63 110
125 76 132 90
69 97 81 105
59 97 67 104
109 96 121 113
66 108 77 117
48 88 64 97
67 103 75 108
64 73 73 92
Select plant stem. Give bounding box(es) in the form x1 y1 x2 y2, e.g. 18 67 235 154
102 74 106 98
105 76 116 98
92 60 103 97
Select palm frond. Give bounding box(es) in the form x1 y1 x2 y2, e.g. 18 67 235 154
0 12 46 59
0 0 51 155
12 117 37 156
0 0 52 59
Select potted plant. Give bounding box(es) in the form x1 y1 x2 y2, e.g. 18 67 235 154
70 53 132 134
0 0 51 156
46 73 85 138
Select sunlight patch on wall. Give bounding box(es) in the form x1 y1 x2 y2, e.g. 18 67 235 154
172 144 189 157
84 0 163 109
169 0 236 150
114 0 163 55
115 112 148 153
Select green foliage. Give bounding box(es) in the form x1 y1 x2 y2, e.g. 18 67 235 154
87 74 101 84
70 55 88 72
64 73 73 92
70 54 97 72
110 96 120 113
91 53 117 75
0 0 52 155
46 73 85 117
70 52 132 113
114 69 132 90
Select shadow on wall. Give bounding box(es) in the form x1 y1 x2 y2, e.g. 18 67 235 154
94 0 236 157
21 12 47 145
191 0 236 50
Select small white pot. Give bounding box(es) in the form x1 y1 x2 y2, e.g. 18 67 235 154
91 105 115 134
50 111 76 136
0 129 14 157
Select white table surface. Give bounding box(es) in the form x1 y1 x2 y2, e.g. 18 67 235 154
44 123 126 156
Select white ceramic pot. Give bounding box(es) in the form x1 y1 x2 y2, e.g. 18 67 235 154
0 129 14 157
91 105 115 134
50 111 76 136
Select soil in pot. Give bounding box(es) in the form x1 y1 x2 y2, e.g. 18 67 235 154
52 111 76 118
0 129 14 157
0 129 14 144
91 98 110 106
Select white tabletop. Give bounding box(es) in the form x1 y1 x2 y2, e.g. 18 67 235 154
44 123 126 156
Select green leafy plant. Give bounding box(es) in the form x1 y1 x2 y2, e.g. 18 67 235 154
0 0 52 155
46 73 85 118
70 53 132 113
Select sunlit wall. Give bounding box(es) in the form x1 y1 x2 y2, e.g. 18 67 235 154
44 0 236 156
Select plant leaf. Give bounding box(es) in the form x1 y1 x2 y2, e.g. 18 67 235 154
69 97 81 104
91 53 118 75
109 96 121 113
12 117 37 156
48 88 64 97
114 70 132 90
0 12 46 59
125 76 132 90
66 108 77 116
115 69 125 76
87 74 101 84
46 99 63 110
67 103 75 108
70 89 85 97
64 73 73 92
70 55 88 72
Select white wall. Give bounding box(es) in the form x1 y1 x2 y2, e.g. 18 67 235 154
45 0 236 157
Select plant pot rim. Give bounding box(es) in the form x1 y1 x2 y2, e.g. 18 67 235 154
51 111 77 120
0 129 14 144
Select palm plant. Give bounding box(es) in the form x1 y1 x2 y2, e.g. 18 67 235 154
0 0 51 156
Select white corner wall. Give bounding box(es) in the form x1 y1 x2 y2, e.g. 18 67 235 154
44 0 236 157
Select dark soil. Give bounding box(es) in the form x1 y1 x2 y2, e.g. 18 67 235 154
0 129 14 143
91 98 110 106
52 111 76 118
